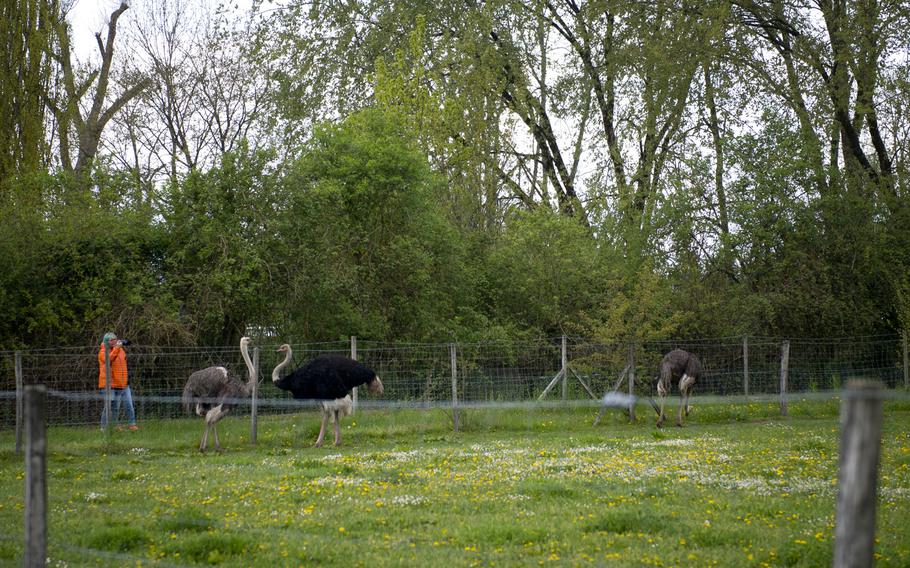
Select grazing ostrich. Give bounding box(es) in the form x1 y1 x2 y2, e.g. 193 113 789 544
271 344 384 447
181 336 256 452
654 349 701 428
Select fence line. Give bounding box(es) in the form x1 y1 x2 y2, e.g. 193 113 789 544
1 335 908 430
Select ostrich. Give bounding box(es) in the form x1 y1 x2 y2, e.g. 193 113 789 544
271 344 383 447
181 336 256 452
654 349 701 428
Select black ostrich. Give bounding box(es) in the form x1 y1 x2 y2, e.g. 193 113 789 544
653 349 701 428
181 336 256 452
271 344 384 447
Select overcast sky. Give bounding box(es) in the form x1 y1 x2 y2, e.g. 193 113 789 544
65 0 125 61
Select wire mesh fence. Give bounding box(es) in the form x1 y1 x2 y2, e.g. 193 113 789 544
1 334 907 432
2 335 909 567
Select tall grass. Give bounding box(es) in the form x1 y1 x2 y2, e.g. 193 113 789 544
1 399 908 566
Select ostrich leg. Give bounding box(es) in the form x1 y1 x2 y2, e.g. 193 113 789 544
211 423 222 452
211 405 230 452
677 374 695 427
199 424 210 452
315 410 330 447
656 378 668 428
202 405 228 452
333 409 342 446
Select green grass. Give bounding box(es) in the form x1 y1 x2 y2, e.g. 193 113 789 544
1 399 909 567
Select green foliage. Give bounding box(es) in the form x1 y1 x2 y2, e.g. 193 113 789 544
592 260 689 343
274 107 472 340
485 208 608 336
163 144 278 344
0 170 181 348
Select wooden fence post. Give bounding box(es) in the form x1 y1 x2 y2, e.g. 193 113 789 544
351 336 358 413
250 347 259 445
628 342 636 422
451 343 459 433
15 351 23 454
834 380 883 568
743 335 750 396
780 341 790 417
24 384 47 568
103 343 112 431
561 335 568 401
903 332 908 390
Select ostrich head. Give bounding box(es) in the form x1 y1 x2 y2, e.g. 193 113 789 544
273 344 293 383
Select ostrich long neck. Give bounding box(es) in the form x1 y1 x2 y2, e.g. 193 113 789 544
272 346 293 383
241 340 256 389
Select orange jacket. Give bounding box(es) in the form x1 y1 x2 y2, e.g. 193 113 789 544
98 343 128 389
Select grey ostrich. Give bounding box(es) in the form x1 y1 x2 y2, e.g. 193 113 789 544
271 344 383 447
181 336 256 452
655 349 701 428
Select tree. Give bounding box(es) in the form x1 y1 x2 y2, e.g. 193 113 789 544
163 143 276 345
274 108 470 341
45 1 151 180
110 0 269 184
0 0 54 179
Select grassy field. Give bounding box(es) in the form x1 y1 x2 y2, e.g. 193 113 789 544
1 399 909 567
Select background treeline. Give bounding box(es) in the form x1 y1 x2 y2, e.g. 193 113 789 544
1 0 908 349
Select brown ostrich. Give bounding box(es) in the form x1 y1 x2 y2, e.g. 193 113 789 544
655 349 701 428
181 337 256 452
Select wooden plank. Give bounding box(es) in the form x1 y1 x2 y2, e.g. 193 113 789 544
903 332 908 390
538 368 565 400
103 343 112 431
561 335 568 401
15 351 23 454
628 343 636 422
743 335 750 396
567 368 597 399
250 347 259 445
451 344 459 432
780 341 789 417
351 336 358 413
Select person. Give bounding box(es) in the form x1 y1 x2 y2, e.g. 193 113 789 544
97 331 138 430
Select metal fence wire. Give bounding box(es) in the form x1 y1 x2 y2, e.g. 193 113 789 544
0 335 907 429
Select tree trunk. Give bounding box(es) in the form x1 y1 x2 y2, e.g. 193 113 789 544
48 2 151 182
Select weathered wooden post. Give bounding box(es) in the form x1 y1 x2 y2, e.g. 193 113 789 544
451 343 459 432
561 335 568 401
833 380 883 568
780 340 790 417
742 335 750 396
103 343 112 431
250 347 259 445
24 384 47 568
628 342 636 422
351 336 358 413
903 331 908 390
15 351 23 454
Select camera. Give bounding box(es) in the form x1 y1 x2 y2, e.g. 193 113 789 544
119 339 132 346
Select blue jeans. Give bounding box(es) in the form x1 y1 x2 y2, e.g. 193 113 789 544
100 386 136 427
